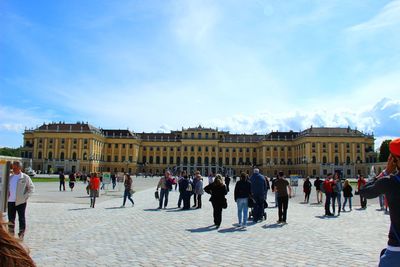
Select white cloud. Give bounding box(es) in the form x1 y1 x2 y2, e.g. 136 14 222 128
348 0 400 32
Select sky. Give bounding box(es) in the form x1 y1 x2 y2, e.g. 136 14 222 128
1 0 400 148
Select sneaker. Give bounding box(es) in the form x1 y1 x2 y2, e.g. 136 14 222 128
120 205 125 208
131 203 134 207
18 232 25 241
277 220 282 224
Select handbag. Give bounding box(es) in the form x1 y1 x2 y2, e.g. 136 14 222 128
248 196 255 208
154 191 159 199
222 198 228 209
130 189 135 195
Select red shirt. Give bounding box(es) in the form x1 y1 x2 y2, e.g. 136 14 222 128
357 178 366 190
90 177 100 190
323 180 333 193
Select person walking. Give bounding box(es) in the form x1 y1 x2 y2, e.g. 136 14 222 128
121 173 134 207
357 175 367 209
314 177 323 204
7 161 35 241
59 171 66 191
225 175 231 192
274 171 292 224
89 173 100 208
157 171 171 209
204 174 228 229
234 172 251 227
249 168 267 222
194 172 204 209
322 174 334 216
111 173 117 190
360 138 400 266
68 172 76 191
342 179 353 211
303 177 312 203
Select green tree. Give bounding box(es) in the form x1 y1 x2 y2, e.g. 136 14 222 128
0 147 22 157
379 140 391 162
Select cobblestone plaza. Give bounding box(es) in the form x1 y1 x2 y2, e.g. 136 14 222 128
23 178 388 267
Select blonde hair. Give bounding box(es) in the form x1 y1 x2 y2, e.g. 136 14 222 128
214 174 224 186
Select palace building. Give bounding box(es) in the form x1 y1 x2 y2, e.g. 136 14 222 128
21 122 377 178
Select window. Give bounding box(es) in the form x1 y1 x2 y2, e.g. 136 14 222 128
312 156 316 164
198 147 202 152
323 156 327 164
114 156 118 162
169 157 174 164
163 157 167 164
122 156 126 162
129 156 133 162
149 156 154 164
129 144 133 149
84 139 88 145
143 146 146 151
239 148 242 152
61 138 65 144
198 133 201 139
184 146 187 152
246 148 249 153
108 144 111 148
233 148 236 152
156 156 160 164
190 157 195 164
211 157 216 164
157 147 160 151
232 158 236 165
176 157 181 164
212 147 215 152
197 157 202 164
163 147 166 151
73 152 77 160
205 147 209 152
191 147 194 152
38 151 42 159
191 133 194 139
206 133 209 139
170 147 174 152
183 157 188 164
115 144 118 148
122 144 126 149
253 148 256 152
49 138 53 144
150 147 153 151
107 155 111 162
205 157 209 165
225 158 229 165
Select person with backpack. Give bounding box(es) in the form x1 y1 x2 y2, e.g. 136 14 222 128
360 138 400 266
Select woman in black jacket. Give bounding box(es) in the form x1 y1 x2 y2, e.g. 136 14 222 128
204 174 228 229
342 179 353 211
234 172 252 227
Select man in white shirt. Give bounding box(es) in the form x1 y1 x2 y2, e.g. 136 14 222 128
8 161 35 241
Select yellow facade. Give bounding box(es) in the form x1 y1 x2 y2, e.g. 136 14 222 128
21 123 376 178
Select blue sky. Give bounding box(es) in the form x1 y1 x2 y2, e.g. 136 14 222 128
1 0 400 148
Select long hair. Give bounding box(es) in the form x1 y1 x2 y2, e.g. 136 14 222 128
214 174 224 186
0 217 36 267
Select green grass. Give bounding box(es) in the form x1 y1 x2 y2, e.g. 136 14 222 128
31 177 60 182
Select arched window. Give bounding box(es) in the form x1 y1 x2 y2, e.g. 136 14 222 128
149 156 154 164
205 157 209 165
60 152 65 160
211 157 216 164
83 152 87 160
346 156 350 164
72 152 77 160
190 157 195 164
312 156 316 164
322 156 327 164
156 156 160 164
197 157 202 165
38 151 42 159
232 158 236 165
48 151 53 160
334 156 339 165
183 157 188 164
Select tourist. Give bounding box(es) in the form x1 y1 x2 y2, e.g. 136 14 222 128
357 175 367 209
7 161 35 241
204 174 227 229
89 173 100 208
271 175 278 207
121 173 134 207
249 168 267 222
177 171 186 208
194 172 204 209
314 177 323 204
181 172 193 210
68 172 76 191
274 171 292 224
111 173 117 190
234 172 251 227
360 138 400 266
322 174 334 216
59 171 65 191
156 171 170 209
303 176 312 203
342 179 353 211
332 173 343 215
225 175 231 192
0 216 36 266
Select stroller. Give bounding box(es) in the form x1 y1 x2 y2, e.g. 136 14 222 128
248 198 268 221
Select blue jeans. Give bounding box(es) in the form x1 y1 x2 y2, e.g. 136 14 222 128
336 193 342 213
343 197 352 210
379 249 400 267
236 198 249 225
159 188 169 208
123 189 134 206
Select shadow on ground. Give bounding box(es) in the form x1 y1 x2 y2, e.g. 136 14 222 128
186 225 216 233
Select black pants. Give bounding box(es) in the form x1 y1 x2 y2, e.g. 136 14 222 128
183 193 191 209
196 194 202 208
325 193 332 215
59 181 65 191
277 196 289 222
360 195 367 208
253 196 264 221
212 202 223 226
304 191 310 203
8 202 27 234
193 193 197 206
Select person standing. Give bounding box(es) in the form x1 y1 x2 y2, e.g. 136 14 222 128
111 173 117 190
322 174 334 216
192 171 199 207
234 172 251 227
274 171 292 224
194 172 204 209
157 171 170 209
271 175 278 207
314 177 323 204
121 173 134 207
204 174 228 229
357 175 367 209
225 175 231 192
68 172 76 191
59 171 66 191
7 161 35 241
359 138 400 266
249 168 267 222
177 171 186 208
303 177 312 203
332 173 343 215
181 173 193 210
342 179 353 211
89 173 100 208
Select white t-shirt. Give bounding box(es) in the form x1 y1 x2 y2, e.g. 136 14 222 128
8 173 21 202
